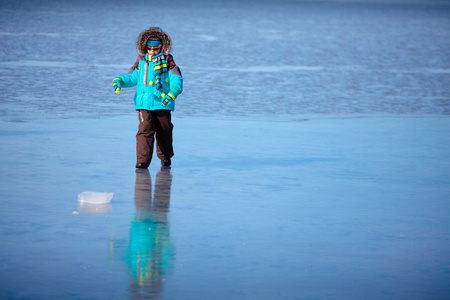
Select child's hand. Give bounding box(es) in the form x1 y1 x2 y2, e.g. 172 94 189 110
161 95 171 106
112 78 122 93
161 88 180 106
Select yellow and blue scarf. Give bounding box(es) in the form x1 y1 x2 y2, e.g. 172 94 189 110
145 53 168 90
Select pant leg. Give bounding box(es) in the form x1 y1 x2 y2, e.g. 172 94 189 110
136 110 156 165
156 140 163 160
154 110 174 160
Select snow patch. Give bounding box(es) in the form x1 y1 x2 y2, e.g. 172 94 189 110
77 191 113 204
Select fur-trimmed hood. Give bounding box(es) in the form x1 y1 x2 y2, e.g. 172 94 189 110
137 27 172 56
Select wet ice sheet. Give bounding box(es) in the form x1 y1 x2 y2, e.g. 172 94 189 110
0 115 449 299
0 0 450 298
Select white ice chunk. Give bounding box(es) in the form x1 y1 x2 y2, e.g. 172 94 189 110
77 191 113 204
78 202 112 215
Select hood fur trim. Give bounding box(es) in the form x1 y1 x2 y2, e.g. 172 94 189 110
137 28 172 56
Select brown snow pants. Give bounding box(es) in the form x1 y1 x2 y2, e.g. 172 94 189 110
136 109 174 166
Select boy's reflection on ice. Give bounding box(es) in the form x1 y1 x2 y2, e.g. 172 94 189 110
126 168 174 299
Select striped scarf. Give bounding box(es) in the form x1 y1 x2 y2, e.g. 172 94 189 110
145 53 168 90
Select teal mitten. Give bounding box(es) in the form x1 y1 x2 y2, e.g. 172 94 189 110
161 88 180 106
112 78 122 93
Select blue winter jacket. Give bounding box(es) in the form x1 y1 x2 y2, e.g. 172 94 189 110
116 54 183 111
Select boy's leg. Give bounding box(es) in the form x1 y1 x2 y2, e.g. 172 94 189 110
136 110 156 166
154 110 174 161
156 141 163 160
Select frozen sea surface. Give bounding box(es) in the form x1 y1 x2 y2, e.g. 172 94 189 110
1 0 450 299
1 115 450 299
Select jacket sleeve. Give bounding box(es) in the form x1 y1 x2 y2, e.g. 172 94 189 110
166 54 183 95
169 68 183 95
117 68 139 88
168 56 183 95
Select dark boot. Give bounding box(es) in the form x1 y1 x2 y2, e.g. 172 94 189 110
136 162 149 169
161 159 171 167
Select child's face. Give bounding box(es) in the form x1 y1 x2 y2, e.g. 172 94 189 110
147 46 162 55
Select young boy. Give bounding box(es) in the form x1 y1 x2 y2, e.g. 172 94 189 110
113 27 183 169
